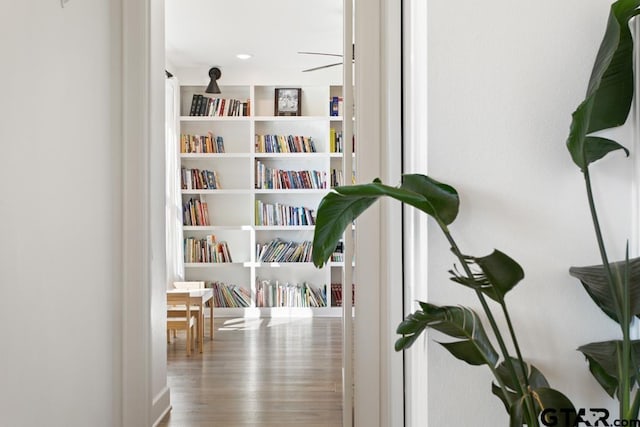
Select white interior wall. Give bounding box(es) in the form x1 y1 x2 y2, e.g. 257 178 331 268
0 1 121 425
418 1 636 425
150 0 170 422
172 65 342 87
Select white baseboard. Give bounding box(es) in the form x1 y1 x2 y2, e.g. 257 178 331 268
151 386 171 427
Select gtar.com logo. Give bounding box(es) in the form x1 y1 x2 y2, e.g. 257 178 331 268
541 408 640 426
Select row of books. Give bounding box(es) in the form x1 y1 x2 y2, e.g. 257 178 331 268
331 242 344 262
256 239 313 263
189 94 250 117
183 198 210 226
330 168 356 188
329 128 343 153
255 200 315 226
181 167 221 190
180 133 225 154
330 168 344 188
208 281 251 308
255 134 317 153
331 283 355 307
255 161 326 190
255 279 327 308
329 128 356 153
184 235 233 263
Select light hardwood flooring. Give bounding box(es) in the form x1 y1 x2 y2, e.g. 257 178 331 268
159 317 343 427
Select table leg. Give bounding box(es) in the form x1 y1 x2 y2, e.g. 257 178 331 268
199 303 204 353
209 301 214 339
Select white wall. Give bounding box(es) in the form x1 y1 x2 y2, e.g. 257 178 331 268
0 1 121 426
173 65 342 87
416 0 635 425
150 0 170 422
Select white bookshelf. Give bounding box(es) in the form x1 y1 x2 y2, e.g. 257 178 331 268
179 84 352 317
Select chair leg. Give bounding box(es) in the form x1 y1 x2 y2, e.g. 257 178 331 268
197 314 203 353
186 325 191 356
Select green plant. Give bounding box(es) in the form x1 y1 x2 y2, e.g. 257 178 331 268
566 0 640 422
311 175 574 426
311 1 640 424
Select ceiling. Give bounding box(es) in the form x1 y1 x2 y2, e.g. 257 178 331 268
165 0 344 81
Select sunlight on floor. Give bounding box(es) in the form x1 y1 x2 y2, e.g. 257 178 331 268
218 314 314 330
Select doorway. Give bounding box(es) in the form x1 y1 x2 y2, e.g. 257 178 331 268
120 1 404 426
163 1 350 425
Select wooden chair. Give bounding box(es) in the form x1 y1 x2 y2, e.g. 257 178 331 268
166 292 198 356
167 281 213 353
168 281 210 347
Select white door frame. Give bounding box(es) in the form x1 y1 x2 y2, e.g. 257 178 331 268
118 0 404 425
121 0 152 425
353 0 404 426
401 2 429 426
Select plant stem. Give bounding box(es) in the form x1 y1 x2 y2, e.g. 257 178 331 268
628 389 640 420
441 223 539 426
584 168 630 418
501 304 532 391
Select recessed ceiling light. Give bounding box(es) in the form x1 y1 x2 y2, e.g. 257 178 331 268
236 54 252 60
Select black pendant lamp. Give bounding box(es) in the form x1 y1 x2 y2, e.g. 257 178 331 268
205 67 222 94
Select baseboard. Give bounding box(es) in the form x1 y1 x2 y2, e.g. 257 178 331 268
151 386 171 427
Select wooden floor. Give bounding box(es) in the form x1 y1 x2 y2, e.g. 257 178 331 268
158 317 343 427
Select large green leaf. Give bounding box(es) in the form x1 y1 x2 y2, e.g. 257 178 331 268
400 174 460 226
578 340 640 397
507 386 576 427
491 358 574 425
509 396 525 427
569 257 640 324
311 188 379 268
566 0 640 170
494 358 550 397
395 303 499 368
492 382 518 414
312 175 459 267
534 388 578 427
450 250 524 303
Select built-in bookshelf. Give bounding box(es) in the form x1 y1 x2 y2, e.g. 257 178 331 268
178 84 353 317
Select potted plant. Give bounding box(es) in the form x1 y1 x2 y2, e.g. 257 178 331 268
566 0 640 423
310 1 639 425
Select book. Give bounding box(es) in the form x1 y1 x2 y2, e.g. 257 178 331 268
189 94 199 116
330 96 340 116
201 96 210 116
194 95 203 116
201 201 210 226
180 133 225 153
255 278 326 308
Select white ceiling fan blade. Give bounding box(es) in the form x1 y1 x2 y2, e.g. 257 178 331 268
297 51 343 58
302 62 343 72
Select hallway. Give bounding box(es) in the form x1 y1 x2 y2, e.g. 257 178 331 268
159 317 343 426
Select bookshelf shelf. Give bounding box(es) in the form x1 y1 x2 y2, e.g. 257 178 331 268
253 262 317 268
178 84 351 317
253 115 329 122
179 116 251 122
253 189 328 195
181 153 253 159
254 225 315 231
183 225 253 231
181 189 253 195
253 153 327 159
184 262 245 268
329 261 356 268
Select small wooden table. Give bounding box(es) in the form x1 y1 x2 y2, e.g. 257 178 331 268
167 288 214 352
